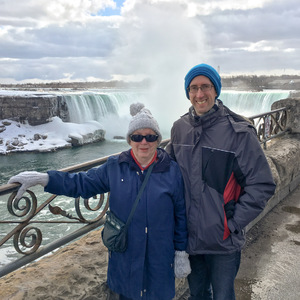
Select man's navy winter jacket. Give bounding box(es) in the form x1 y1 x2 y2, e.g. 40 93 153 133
167 100 276 255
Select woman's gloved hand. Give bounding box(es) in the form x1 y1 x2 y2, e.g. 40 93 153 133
174 250 191 278
8 171 49 200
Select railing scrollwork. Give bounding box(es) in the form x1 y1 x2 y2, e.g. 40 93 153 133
13 225 42 255
75 193 109 223
8 190 37 219
1 187 110 260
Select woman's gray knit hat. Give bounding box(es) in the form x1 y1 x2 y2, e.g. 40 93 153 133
126 103 162 145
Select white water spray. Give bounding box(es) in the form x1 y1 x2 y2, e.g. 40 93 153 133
62 89 291 139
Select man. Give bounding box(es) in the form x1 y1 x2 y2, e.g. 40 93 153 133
166 63 276 300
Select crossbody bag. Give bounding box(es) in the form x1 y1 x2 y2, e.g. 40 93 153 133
101 162 154 252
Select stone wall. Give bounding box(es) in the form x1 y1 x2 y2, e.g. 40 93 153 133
247 98 300 228
272 98 300 133
0 95 69 125
1 98 300 300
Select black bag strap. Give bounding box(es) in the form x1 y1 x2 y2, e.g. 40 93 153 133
124 162 154 229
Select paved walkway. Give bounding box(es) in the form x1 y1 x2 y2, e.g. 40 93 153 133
235 183 300 300
178 184 300 300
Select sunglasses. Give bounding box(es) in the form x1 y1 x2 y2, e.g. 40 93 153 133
130 134 159 142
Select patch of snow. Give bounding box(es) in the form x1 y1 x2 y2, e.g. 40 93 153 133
0 117 105 154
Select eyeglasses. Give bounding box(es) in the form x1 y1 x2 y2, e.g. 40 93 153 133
187 84 213 94
130 134 159 142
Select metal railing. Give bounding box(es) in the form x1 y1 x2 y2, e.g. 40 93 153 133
0 107 290 278
0 154 114 278
248 107 290 149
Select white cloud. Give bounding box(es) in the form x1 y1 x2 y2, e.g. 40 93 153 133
186 0 274 17
243 41 278 52
0 0 117 25
284 48 296 53
0 0 299 83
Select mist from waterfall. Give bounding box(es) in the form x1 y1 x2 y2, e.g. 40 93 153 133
62 89 291 139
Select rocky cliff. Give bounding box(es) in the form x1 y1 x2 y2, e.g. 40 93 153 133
0 95 69 125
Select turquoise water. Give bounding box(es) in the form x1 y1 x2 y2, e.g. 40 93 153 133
0 139 129 185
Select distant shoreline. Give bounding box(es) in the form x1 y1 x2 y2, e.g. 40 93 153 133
1 74 300 91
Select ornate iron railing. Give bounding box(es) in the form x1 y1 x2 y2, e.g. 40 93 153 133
0 155 114 277
0 107 289 278
248 107 290 149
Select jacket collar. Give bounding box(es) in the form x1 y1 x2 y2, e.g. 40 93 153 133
188 99 224 128
119 148 171 173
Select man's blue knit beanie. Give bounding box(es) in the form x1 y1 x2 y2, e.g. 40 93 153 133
184 63 222 99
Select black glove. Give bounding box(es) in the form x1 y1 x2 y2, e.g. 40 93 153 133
224 200 235 220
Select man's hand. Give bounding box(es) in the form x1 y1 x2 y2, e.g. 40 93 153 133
224 199 236 220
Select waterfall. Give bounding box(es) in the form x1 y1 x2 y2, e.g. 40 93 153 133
62 90 147 124
61 89 291 139
220 90 291 117
63 89 291 123
61 90 148 139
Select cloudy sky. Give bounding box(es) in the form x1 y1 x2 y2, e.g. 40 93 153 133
0 0 299 84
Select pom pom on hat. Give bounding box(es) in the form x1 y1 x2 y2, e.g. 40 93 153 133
127 103 162 145
130 102 145 116
184 63 222 100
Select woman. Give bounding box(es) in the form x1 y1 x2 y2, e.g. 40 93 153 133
8 103 190 300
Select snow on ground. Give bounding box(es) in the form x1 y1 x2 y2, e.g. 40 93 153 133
0 117 105 154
